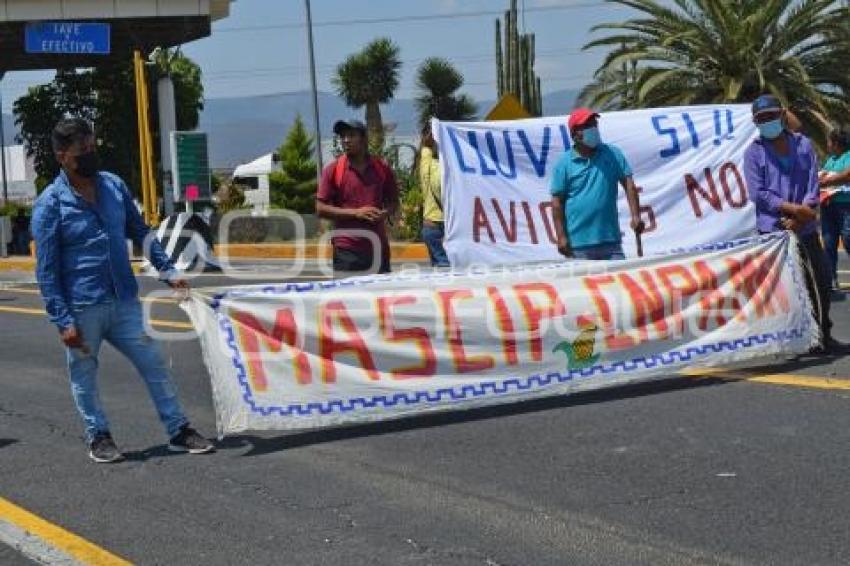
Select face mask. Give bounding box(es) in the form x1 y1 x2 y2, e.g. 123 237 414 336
581 127 601 148
74 152 100 178
757 119 783 140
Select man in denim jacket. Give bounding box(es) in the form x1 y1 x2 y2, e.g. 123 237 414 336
32 118 214 463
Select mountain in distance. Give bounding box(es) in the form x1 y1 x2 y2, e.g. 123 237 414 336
200 88 579 169
2 88 580 170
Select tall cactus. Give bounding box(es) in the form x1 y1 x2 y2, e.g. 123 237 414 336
495 0 542 116
496 19 504 95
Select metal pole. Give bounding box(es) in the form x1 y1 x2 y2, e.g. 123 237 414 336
157 74 177 217
305 0 323 179
134 51 151 224
0 79 9 206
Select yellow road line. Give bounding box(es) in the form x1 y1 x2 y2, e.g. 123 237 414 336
0 305 193 330
0 287 178 305
745 373 850 390
681 368 850 390
0 496 131 565
147 319 194 330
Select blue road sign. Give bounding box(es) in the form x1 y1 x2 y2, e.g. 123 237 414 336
25 22 111 55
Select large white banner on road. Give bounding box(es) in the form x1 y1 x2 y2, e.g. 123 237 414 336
434 105 758 267
185 234 815 436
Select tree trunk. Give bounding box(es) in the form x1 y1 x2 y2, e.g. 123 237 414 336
365 101 384 150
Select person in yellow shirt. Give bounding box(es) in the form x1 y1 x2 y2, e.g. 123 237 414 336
419 124 450 267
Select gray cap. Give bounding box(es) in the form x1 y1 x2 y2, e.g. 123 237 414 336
333 119 367 136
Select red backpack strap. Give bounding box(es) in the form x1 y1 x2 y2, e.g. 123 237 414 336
333 155 348 187
334 155 390 186
370 156 389 185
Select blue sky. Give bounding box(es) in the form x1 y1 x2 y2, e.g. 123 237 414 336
1 0 632 112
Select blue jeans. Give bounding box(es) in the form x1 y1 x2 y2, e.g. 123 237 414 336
66 299 188 442
820 202 850 283
421 222 450 267
572 242 625 260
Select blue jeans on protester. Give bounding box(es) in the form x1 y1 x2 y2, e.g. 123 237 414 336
66 299 188 441
572 242 626 260
820 201 850 285
421 221 450 267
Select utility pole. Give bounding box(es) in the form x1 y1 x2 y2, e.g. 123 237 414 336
153 48 178 218
0 74 8 206
305 0 323 180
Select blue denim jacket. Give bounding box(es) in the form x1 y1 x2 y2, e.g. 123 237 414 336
31 170 174 330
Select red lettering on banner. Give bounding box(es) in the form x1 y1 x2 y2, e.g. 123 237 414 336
719 162 747 208
694 260 728 330
487 286 519 365
657 265 700 336
583 275 636 350
725 252 789 320
438 289 495 373
635 187 658 233
473 197 496 243
232 309 311 389
686 162 749 218
377 295 437 378
521 201 539 244
513 282 567 361
491 199 518 243
725 254 763 319
539 201 558 244
319 300 380 383
618 271 669 342
685 168 722 218
472 198 558 245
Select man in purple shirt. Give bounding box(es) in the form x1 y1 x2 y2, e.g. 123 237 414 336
743 95 834 352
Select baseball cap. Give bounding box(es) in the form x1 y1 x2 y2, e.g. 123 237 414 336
333 119 367 136
751 95 783 117
568 107 600 130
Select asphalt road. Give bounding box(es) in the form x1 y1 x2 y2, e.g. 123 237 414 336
1 260 849 565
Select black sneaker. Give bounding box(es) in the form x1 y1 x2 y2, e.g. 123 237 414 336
168 426 215 454
88 432 124 463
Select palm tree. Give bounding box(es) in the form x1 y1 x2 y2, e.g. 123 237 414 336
333 38 401 147
415 57 478 130
579 0 850 137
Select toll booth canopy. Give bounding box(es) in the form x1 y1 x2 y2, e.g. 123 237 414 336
0 0 233 72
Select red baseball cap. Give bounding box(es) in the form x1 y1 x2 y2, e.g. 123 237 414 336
568 107 600 130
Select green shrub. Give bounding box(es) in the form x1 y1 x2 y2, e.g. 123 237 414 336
270 115 318 215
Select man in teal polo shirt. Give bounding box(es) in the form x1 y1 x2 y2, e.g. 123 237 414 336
819 125 850 290
550 108 644 260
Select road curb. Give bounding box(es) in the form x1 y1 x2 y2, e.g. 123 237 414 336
0 258 145 275
1 242 431 274
213 242 430 260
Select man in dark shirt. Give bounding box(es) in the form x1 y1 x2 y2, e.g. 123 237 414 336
316 119 399 275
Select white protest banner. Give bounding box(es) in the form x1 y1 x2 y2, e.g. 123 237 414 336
184 234 815 436
433 105 758 267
